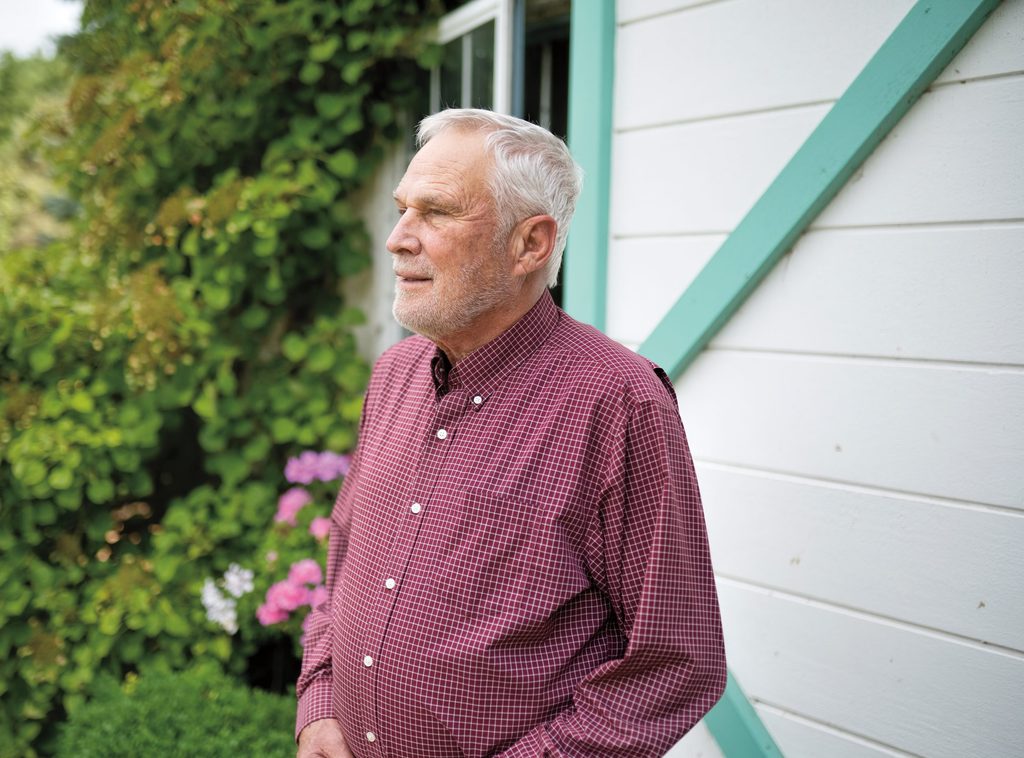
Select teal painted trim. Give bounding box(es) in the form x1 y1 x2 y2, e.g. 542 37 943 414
638 0 1000 378
564 0 614 330
704 673 782 758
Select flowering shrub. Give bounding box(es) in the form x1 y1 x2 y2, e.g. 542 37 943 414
201 564 255 635
249 450 350 646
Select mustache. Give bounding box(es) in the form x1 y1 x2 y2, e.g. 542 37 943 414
393 264 434 278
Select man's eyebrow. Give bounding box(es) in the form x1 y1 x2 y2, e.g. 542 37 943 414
394 191 458 212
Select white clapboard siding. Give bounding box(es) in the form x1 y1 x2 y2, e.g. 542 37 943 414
664 721 725 758
610 106 826 237
717 581 1024 758
813 75 1024 228
676 351 1024 510
698 464 1024 650
606 235 723 347
616 0 912 130
708 224 1024 365
755 706 914 758
931 0 1024 86
617 0 721 25
607 225 1024 361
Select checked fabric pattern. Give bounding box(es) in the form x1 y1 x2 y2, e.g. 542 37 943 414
297 291 726 757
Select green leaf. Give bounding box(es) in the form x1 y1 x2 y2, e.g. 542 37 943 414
306 344 335 373
299 226 331 250
326 150 358 178
281 334 308 362
314 93 346 119
299 61 323 84
68 392 95 414
29 347 55 374
48 466 74 490
270 417 298 442
309 37 340 62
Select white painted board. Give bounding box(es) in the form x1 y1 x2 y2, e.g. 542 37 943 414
676 350 1024 510
605 234 723 347
717 580 1024 757
616 0 911 129
663 720 724 758
611 106 826 237
814 76 1024 228
756 705 916 758
708 224 1024 365
607 224 1024 364
698 463 1024 650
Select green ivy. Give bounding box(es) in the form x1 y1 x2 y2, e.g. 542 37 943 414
0 0 442 754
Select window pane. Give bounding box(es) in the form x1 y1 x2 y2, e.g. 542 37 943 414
470 20 494 109
439 37 462 110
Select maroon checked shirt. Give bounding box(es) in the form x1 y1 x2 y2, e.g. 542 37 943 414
296 291 726 757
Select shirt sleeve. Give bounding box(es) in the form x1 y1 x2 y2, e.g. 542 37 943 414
498 397 727 756
294 390 371 741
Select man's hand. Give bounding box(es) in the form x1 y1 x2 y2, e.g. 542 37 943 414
297 718 352 758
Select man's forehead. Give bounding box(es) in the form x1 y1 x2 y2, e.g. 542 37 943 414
394 130 491 199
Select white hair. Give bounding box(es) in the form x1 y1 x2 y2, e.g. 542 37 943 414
417 108 583 288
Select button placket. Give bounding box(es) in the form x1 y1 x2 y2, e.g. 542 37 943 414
356 390 467 745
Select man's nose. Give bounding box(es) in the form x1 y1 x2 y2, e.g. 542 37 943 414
386 213 420 256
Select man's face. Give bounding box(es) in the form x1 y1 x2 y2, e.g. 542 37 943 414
386 128 517 344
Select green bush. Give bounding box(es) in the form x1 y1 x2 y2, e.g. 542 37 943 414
56 666 296 757
0 0 443 754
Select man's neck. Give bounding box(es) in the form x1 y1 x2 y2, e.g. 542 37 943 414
433 289 545 364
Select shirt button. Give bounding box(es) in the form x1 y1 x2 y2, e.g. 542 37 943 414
473 395 483 405
410 502 422 514
366 731 376 743
363 655 373 667
436 428 448 440
384 578 396 590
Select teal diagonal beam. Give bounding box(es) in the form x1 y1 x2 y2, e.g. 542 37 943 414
638 0 1000 379
704 672 782 758
564 0 615 331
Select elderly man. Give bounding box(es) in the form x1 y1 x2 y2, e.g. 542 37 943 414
296 109 726 758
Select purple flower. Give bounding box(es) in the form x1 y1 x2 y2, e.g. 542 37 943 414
309 516 331 541
314 451 352 482
274 487 312 526
284 451 321 484
285 450 352 484
288 558 323 586
266 579 310 612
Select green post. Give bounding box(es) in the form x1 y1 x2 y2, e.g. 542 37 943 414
564 0 615 330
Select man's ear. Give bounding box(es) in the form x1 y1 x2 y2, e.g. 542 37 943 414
511 215 557 277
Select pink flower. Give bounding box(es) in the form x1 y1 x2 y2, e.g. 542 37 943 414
285 450 352 484
310 584 329 608
274 487 312 526
288 558 323 586
309 516 331 540
284 451 321 484
256 602 289 626
266 579 310 612
314 452 352 482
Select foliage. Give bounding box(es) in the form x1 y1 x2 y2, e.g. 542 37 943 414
0 53 74 251
0 0 442 754
56 665 296 757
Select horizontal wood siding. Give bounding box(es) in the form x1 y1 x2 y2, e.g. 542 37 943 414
613 0 1024 755
718 581 1024 758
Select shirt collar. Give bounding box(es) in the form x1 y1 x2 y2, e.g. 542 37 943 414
430 290 560 399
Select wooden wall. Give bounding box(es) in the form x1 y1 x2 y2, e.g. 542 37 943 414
609 2 1024 755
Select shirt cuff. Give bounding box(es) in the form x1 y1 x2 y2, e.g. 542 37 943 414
295 676 335 743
